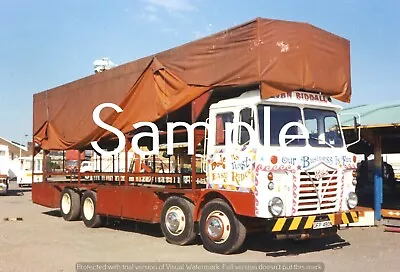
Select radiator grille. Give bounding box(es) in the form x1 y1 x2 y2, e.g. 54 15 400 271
297 170 339 213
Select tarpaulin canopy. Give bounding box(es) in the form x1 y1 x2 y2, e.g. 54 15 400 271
33 17 352 151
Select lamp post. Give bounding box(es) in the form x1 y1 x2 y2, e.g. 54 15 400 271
19 134 28 158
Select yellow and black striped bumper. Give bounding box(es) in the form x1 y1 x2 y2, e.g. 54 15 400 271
268 211 359 233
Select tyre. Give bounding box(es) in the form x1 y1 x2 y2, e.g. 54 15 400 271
81 190 103 228
160 196 197 245
60 188 81 221
199 198 246 254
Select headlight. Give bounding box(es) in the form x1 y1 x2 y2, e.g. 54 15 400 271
347 192 358 209
268 197 284 216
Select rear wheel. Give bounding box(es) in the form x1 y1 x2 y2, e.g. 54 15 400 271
81 190 103 228
199 199 246 254
60 188 81 221
160 196 197 245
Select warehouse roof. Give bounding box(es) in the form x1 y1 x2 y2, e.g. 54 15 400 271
341 101 400 129
341 101 400 155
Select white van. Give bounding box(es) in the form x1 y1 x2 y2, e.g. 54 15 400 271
15 156 43 187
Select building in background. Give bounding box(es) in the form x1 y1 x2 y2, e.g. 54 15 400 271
0 136 29 160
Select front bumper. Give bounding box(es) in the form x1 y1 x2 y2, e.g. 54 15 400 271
267 211 359 233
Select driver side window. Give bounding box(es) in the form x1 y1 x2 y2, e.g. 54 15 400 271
239 107 254 145
215 112 234 146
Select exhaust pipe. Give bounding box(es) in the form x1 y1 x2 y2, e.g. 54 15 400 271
275 233 310 240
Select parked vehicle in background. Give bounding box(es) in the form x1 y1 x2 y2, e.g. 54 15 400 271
65 160 79 179
80 161 93 173
65 150 85 178
0 145 10 194
15 156 43 187
356 158 397 191
0 175 8 195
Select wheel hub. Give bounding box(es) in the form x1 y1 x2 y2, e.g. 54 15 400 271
166 212 180 233
206 216 224 240
83 198 94 220
165 206 185 236
204 210 231 244
61 193 71 214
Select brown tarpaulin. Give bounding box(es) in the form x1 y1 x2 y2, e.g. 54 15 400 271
33 17 352 150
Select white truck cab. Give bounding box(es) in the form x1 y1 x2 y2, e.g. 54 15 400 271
206 90 358 220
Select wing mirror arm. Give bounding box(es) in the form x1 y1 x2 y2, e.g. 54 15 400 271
347 113 361 148
340 112 361 148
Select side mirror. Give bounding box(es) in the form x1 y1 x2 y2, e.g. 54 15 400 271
339 112 361 148
353 116 360 134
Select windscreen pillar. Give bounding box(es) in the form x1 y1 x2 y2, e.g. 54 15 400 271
373 134 383 222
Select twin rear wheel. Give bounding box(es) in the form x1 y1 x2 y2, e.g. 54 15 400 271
160 197 246 254
59 188 102 228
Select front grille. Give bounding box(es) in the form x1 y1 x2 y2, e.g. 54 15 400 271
297 170 339 213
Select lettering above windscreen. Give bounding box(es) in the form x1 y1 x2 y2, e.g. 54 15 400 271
271 91 331 103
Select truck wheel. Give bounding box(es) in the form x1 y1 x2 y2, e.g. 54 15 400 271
81 190 103 228
160 196 197 245
199 198 246 254
60 188 81 221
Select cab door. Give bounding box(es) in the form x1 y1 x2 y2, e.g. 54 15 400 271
231 107 257 191
207 107 257 192
207 111 234 189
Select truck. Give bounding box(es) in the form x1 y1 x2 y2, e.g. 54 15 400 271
65 150 86 178
31 17 359 254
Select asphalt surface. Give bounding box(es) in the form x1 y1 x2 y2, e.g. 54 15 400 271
1 181 400 272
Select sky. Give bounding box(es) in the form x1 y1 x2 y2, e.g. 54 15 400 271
1 0 400 143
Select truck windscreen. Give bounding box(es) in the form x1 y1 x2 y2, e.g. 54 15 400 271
304 108 344 148
258 105 305 147
258 105 344 148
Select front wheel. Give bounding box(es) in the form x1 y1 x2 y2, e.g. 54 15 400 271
199 199 246 254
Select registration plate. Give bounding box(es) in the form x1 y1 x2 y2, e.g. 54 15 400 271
313 220 333 229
